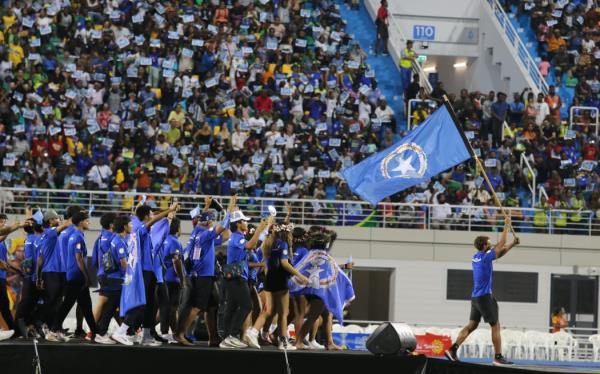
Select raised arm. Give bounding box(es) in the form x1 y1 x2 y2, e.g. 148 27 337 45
215 196 236 236
147 203 179 229
0 220 31 237
495 217 519 259
245 216 272 250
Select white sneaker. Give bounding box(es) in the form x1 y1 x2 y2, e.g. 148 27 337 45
229 335 248 348
219 336 235 349
45 331 61 342
58 332 71 342
161 334 177 344
94 334 116 345
244 329 261 349
133 333 143 345
142 337 162 347
308 340 325 350
0 330 14 341
111 333 134 346
278 337 296 351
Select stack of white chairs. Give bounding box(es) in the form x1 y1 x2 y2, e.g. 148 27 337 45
332 323 343 333
462 328 493 358
363 325 379 334
548 331 576 361
501 329 526 360
524 330 552 360
342 324 363 334
588 334 600 361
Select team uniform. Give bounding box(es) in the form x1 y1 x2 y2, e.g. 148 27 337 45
39 227 63 327
159 235 182 335
15 233 41 329
0 239 16 332
222 231 252 340
91 229 116 295
52 229 97 335
137 222 159 331
469 248 499 325
264 240 291 292
188 227 220 311
97 234 128 337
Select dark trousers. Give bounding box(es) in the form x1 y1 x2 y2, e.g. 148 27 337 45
159 282 180 335
40 272 64 326
97 289 121 336
124 305 145 331
16 279 38 325
142 271 157 329
52 280 96 334
492 119 503 149
222 278 252 338
0 278 16 331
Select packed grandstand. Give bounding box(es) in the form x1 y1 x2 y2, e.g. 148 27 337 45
0 0 597 234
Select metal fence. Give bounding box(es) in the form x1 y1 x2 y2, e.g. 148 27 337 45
1 187 598 236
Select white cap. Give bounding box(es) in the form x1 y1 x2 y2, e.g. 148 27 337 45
230 210 251 223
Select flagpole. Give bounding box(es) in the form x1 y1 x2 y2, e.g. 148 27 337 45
441 95 516 236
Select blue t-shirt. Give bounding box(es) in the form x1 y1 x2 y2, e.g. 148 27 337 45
247 250 259 282
292 245 308 266
190 226 218 277
227 231 249 280
66 229 87 281
0 241 6 280
162 235 182 283
23 234 40 281
58 225 76 273
108 235 128 281
471 248 496 298
92 229 115 278
40 227 60 273
267 240 289 270
491 101 508 121
137 224 153 273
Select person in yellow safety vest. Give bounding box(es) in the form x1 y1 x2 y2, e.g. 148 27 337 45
400 40 415 92
553 196 569 234
569 191 586 234
533 196 549 233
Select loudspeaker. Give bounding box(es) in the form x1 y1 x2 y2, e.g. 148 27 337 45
366 322 417 356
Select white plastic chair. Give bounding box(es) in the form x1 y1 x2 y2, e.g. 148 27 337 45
588 334 600 361
524 330 551 360
364 325 379 334
342 324 363 333
549 331 575 361
502 329 525 360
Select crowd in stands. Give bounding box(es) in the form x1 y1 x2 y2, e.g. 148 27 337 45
0 0 395 203
0 0 597 234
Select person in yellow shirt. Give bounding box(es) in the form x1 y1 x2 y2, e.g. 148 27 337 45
2 11 16 31
167 104 185 127
8 42 24 66
400 40 415 91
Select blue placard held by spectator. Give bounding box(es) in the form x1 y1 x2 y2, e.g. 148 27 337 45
413 25 435 41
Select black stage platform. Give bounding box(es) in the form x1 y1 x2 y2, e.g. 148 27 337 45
0 341 594 374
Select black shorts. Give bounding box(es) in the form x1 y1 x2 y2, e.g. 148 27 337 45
470 294 499 325
166 281 181 308
264 267 289 293
98 277 122 297
189 276 217 310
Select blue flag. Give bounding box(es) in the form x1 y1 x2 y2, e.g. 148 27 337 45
120 217 146 317
342 105 472 205
150 218 170 283
289 250 355 323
